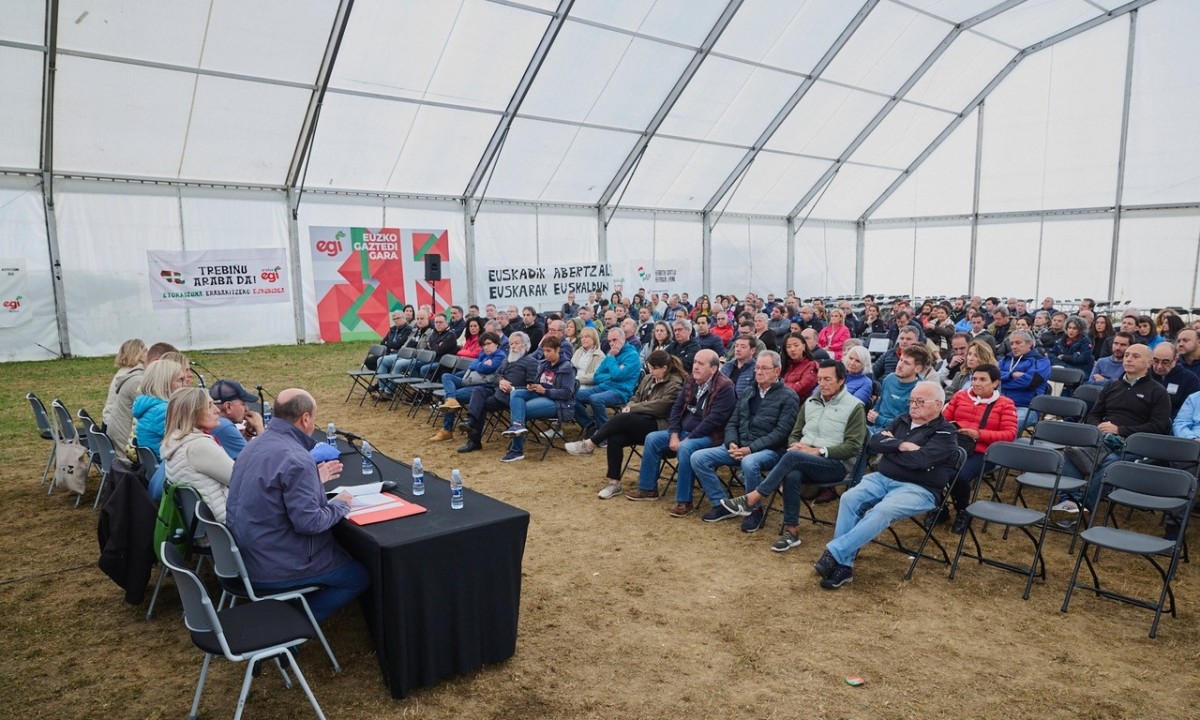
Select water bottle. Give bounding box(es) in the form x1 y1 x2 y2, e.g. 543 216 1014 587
450 468 463 509
327 422 337 446
411 457 425 496
361 440 374 475
262 401 272 423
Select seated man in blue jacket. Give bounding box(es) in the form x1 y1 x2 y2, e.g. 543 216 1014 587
225 388 368 621
815 381 958 589
574 328 642 436
998 329 1051 436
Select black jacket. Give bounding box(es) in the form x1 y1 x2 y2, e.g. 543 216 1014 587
97 460 158 605
724 381 800 453
667 339 700 372
427 328 460 359
1088 373 1172 436
868 414 959 496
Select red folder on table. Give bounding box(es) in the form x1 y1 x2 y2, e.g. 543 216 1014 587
347 493 427 525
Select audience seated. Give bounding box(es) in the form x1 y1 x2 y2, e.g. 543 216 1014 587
666 320 700 372
498 335 577 463
572 327 605 388
208 379 264 459
131 358 188 460
937 363 1017 533
430 332 509 442
868 345 931 434
567 352 687 499
574 329 642 436
1086 331 1132 385
693 315 726 355
781 332 819 399
691 351 800 526
1176 329 1200 378
102 339 147 453
841 346 874 406
720 360 866 549
817 308 851 360
161 387 234 522
997 329 1050 436
1150 342 1200 419
624 349 737 517
1049 316 1094 376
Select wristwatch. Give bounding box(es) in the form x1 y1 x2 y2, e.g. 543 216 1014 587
819 447 828 458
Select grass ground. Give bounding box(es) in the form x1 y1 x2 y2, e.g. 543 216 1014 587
2 342 1199 719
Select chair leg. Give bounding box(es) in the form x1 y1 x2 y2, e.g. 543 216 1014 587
41 445 55 485
146 566 169 620
233 661 257 720
189 653 213 720
92 471 110 511
298 598 341 672
283 648 328 720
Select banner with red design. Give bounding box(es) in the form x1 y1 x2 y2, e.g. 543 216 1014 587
146 248 290 309
308 226 454 343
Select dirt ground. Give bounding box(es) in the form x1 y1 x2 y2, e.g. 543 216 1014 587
3 343 1199 719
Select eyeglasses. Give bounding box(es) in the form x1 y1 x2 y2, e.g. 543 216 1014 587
1151 358 1173 365
908 398 940 407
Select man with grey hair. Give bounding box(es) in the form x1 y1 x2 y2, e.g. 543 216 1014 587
998 328 1051 436
666 319 700 372
754 312 778 353
813 380 958 589
692 350 800 526
1150 342 1199 419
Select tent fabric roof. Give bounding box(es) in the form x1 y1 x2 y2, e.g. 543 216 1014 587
1 0 1195 221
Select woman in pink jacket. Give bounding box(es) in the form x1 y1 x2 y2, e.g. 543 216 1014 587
817 308 851 360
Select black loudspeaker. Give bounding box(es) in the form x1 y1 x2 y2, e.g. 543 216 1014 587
424 254 442 282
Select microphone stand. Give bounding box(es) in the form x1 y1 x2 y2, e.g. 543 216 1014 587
336 430 383 478
190 357 221 386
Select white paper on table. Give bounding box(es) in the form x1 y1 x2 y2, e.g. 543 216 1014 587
327 482 382 496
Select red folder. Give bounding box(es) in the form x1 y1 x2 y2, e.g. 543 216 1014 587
347 493 428 525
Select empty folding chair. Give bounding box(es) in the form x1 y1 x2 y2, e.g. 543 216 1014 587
1049 366 1085 396
197 504 340 672
160 542 327 720
950 442 1065 599
387 349 437 410
1071 383 1102 414
1061 462 1197 638
405 354 459 417
345 343 387 405
87 428 119 511
26 393 56 485
1027 394 1087 430
1016 420 1103 552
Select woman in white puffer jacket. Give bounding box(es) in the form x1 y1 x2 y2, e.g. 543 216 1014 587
160 387 234 522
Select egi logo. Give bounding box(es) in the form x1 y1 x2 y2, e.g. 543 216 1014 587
160 270 185 285
315 240 342 257
261 266 282 283
2 295 21 310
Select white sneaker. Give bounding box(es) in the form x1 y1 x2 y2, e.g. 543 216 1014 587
565 440 594 456
1050 499 1080 528
597 482 622 499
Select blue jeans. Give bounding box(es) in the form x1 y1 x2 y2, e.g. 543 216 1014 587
442 372 465 396
509 393 556 453
637 429 714 502
574 387 626 430
690 446 781 503
1015 407 1039 438
754 450 848 526
253 559 370 622
827 472 936 567
440 383 481 430
1062 449 1128 509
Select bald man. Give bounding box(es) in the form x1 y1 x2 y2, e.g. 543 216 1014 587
226 388 368 621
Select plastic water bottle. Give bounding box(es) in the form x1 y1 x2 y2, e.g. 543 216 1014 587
262 402 272 423
327 422 337 446
450 468 463 510
411 457 425 496
361 440 374 475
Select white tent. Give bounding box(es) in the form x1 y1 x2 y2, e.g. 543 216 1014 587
1 0 1198 361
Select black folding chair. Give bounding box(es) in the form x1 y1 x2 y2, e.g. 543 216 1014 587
345 343 387 405
1061 462 1197 638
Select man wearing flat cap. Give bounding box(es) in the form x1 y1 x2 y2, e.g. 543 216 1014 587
209 379 264 459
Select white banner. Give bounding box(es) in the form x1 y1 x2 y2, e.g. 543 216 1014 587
627 258 694 296
484 262 616 307
147 248 291 309
0 257 30 327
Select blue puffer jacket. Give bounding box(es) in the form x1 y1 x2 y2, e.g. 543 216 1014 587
591 343 642 401
999 349 1051 408
132 394 168 460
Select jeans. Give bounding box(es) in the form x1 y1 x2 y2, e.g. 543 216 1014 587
636 429 714 502
826 472 936 567
1062 449 1128 509
1015 407 1039 438
440 383 483 430
753 450 848 526
574 387 626 431
690 446 781 503
442 372 465 396
253 559 370 622
508 393 556 453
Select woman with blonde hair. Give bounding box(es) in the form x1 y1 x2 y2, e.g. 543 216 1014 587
103 338 147 451
944 341 995 399
131 358 188 460
573 326 605 387
160 387 234 522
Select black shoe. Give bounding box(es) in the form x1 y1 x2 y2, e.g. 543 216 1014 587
813 550 836 579
923 506 950 530
457 439 482 453
951 512 970 535
820 562 854 589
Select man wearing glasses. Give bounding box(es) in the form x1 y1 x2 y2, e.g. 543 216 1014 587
815 381 958 589
1150 342 1199 419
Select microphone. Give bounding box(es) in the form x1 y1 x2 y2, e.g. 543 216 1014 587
192 369 206 388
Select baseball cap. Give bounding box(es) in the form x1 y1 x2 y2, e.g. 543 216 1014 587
209 379 257 403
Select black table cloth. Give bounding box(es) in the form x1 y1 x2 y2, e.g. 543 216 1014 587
326 438 530 698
